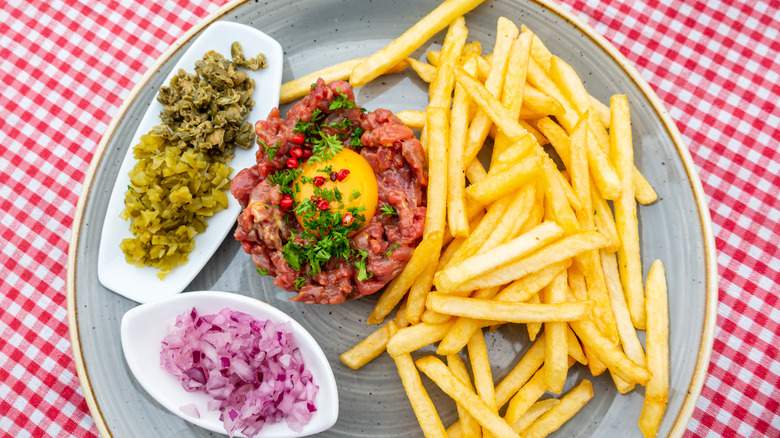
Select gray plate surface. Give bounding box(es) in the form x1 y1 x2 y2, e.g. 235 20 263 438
68 0 717 436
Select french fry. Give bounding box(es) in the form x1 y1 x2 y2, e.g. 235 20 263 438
566 324 588 365
421 308 453 325
477 183 536 252
350 0 485 86
339 323 391 370
468 329 499 436
589 94 610 128
568 308 650 385
387 322 448 437
492 32 534 163
494 337 546 407
426 292 591 323
425 107 449 237
518 86 566 119
455 67 538 162
407 57 438 83
543 272 568 393
280 57 411 104
435 222 564 292
511 399 560 433
539 157 581 235
465 153 540 205
395 109 426 130
526 293 543 341
521 379 594 438
452 231 609 293
368 232 442 324
494 260 570 303
504 358 575 425
445 195 514 268
601 250 647 369
416 356 521 438
461 18 519 166
407 253 440 324
640 260 669 437
591 183 621 251
447 53 473 238
610 94 646 329
447 354 482 438
387 320 455 357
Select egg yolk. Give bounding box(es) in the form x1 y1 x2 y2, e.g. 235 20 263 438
294 148 378 231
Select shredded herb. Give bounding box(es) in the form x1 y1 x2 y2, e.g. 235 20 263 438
309 134 344 164
267 168 302 196
379 204 397 216
385 243 400 258
256 268 268 276
350 189 362 202
294 277 306 290
329 89 358 111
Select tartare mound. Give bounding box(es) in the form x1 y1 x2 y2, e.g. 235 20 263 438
231 79 427 304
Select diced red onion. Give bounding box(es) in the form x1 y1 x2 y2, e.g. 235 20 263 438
161 307 319 437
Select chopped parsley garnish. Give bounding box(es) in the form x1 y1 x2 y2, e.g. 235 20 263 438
385 243 400 258
379 204 397 215
267 168 302 196
259 139 280 160
309 133 344 164
257 268 268 276
350 189 361 202
273 90 377 283
329 89 358 111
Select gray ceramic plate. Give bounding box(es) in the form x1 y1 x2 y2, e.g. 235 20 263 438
67 0 718 437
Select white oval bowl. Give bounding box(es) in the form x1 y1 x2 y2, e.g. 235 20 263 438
120 291 339 437
98 21 283 303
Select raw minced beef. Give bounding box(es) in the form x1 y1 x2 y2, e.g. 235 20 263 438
231 79 427 304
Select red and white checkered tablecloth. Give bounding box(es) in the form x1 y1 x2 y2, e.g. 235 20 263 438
0 0 777 436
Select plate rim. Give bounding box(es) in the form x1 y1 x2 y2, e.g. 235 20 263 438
66 0 719 437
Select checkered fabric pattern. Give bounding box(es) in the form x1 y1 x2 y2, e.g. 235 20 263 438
0 0 777 436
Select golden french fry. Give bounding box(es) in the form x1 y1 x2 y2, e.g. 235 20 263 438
436 314 491 356
425 107 449 237
504 358 574 425
453 231 608 293
395 109 426 130
465 153 540 205
569 115 594 228
495 260 570 303
519 86 566 119
468 329 499 432
454 67 538 158
350 0 485 86
477 183 536 252
566 324 588 365
427 292 591 323
494 337 546 407
421 309 453 325
601 249 647 369
511 399 560 433
589 94 610 128
407 57 438 83
539 156 582 235
445 194 514 268
568 312 650 385
526 293 543 341
436 222 564 292
543 272 568 393
577 249 620 345
339 323 391 370
461 18 519 165
634 167 658 205
387 320 454 357
521 379 594 438
447 56 472 238
387 322 448 437
523 26 553 72
610 94 646 329
407 253 439 324
394 297 411 328
281 57 410 103
447 354 482 438
368 232 442 324
591 183 621 251
639 399 667 438
644 260 669 402
416 356 521 438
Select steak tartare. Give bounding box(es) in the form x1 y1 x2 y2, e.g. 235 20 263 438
231 79 427 304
